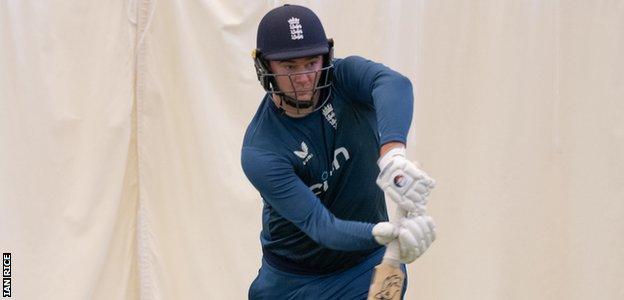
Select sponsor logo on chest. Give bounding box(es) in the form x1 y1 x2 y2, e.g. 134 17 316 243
293 141 351 195
309 147 350 195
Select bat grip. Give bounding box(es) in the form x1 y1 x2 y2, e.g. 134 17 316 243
382 206 407 266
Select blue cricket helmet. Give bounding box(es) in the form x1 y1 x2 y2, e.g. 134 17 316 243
252 4 334 112
256 4 330 60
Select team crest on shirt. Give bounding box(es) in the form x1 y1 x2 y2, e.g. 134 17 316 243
294 141 313 165
322 104 338 129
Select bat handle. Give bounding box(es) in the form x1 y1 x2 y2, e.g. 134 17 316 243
382 206 407 266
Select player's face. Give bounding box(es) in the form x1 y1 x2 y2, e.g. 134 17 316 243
269 55 323 104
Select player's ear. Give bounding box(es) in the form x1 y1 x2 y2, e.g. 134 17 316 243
252 49 273 90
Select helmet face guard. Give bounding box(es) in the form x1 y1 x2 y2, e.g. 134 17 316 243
252 46 334 113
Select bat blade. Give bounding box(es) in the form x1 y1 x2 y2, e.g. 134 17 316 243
368 260 405 300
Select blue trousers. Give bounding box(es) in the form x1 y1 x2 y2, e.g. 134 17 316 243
249 247 407 299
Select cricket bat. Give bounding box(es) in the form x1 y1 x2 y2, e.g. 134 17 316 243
368 206 407 300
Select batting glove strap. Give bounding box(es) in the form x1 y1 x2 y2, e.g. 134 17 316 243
377 146 407 171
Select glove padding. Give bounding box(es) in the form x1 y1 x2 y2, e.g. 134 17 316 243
377 147 436 213
372 215 436 264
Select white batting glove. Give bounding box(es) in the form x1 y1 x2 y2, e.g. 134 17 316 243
376 147 436 213
396 215 436 263
372 215 436 264
372 222 399 245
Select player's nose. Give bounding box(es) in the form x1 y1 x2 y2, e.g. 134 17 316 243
292 72 312 85
294 72 316 85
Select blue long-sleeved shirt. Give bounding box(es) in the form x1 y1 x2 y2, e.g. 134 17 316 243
241 56 413 274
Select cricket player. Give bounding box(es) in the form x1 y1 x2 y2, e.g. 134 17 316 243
242 5 436 299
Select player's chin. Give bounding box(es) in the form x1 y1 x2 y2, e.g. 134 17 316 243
287 96 314 105
288 101 313 111
297 98 314 104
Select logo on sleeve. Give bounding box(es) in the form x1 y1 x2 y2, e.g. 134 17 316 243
294 141 313 165
288 17 304 40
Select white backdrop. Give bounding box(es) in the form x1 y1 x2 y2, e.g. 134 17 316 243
1 0 623 299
